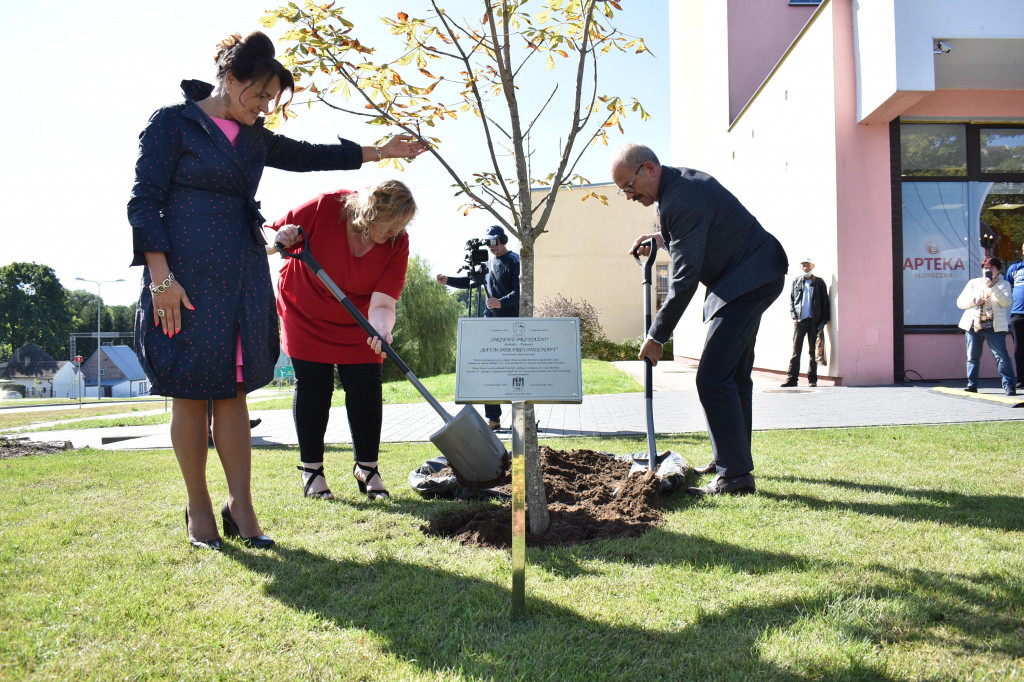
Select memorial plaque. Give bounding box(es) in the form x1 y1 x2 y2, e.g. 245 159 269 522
454 317 582 404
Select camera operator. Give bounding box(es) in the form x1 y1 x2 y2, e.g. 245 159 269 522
436 225 520 429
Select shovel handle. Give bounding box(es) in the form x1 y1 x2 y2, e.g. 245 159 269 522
631 238 659 285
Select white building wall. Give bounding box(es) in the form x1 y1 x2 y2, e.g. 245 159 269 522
111 381 149 399
668 1 840 375
855 0 1024 121
52 364 86 399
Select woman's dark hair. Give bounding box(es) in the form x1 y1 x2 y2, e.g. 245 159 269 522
214 31 294 110
983 256 1003 270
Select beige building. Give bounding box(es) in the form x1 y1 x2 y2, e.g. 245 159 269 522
531 183 670 344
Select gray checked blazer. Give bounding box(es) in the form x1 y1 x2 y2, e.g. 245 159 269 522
649 166 789 343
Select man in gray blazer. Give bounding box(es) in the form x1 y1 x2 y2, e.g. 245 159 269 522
610 144 788 496
782 257 830 387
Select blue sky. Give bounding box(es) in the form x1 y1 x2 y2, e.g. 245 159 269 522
0 1 669 307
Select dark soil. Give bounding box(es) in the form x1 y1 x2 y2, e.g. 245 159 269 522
0 436 73 459
422 446 664 549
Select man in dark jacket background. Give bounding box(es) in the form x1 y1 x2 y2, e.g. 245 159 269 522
782 257 830 388
610 143 788 497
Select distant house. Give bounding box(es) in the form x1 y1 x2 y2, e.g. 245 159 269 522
79 346 150 398
0 343 66 398
52 362 86 399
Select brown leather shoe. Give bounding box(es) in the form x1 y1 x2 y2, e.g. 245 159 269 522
687 473 756 497
693 460 718 475
487 419 500 430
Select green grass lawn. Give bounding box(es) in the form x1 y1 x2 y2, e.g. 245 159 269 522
1 422 1022 679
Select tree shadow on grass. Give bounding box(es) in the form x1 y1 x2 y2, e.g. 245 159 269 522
225 545 903 681
760 475 1024 533
858 564 1024 661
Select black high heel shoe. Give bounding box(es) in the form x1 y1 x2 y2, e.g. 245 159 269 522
221 504 275 549
297 465 334 500
184 508 223 551
353 462 390 501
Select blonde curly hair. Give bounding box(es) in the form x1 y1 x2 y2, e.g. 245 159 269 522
344 179 417 239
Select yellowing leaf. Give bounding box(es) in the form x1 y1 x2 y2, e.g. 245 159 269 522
263 111 283 129
259 13 279 28
546 52 555 70
534 9 551 23
398 11 409 21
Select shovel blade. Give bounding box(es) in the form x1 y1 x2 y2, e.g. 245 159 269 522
430 405 507 483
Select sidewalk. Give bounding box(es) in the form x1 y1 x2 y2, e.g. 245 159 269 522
8 360 1023 450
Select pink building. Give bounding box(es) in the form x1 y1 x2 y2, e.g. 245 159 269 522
668 0 1024 385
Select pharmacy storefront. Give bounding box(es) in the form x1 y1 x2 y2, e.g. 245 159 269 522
897 123 1024 380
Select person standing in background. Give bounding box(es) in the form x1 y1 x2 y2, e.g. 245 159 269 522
781 257 829 388
435 225 520 429
1003 245 1024 390
956 256 1016 395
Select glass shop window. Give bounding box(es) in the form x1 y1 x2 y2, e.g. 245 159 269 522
900 123 967 177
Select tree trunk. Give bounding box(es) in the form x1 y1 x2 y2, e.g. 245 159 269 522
523 403 548 533
517 238 551 533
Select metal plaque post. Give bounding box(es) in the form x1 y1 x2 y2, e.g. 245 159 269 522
510 401 527 615
454 317 583 615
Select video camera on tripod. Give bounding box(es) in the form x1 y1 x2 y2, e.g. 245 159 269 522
458 237 496 283
458 237 498 316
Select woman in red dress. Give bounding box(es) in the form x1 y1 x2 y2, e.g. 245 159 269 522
269 180 417 501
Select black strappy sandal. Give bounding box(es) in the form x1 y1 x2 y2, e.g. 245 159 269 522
297 465 334 500
353 462 390 501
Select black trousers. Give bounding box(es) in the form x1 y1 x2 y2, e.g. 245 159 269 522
697 277 785 478
291 358 383 465
787 317 818 382
1010 314 1024 386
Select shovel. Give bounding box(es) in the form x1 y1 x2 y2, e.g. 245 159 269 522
275 227 507 484
632 238 661 472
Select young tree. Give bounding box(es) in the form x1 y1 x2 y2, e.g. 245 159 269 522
265 0 650 532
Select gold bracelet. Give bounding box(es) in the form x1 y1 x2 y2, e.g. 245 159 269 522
150 272 175 295
374 145 382 162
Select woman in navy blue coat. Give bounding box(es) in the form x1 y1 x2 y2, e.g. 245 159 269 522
128 31 426 550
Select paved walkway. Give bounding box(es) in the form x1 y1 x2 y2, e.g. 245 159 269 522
6 360 1022 450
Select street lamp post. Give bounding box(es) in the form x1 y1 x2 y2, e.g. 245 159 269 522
76 277 125 400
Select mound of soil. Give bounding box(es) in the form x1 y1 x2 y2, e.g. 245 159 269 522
0 436 73 460
422 446 663 549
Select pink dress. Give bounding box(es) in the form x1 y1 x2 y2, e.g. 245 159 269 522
212 117 245 383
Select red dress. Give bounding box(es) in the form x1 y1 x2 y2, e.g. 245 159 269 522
268 191 409 364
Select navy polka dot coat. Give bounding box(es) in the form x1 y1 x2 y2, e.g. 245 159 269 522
128 80 362 399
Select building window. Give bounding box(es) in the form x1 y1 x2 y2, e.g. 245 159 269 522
656 264 670 309
899 123 1024 330
900 123 968 177
980 127 1024 174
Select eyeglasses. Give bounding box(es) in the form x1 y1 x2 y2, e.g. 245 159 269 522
616 163 645 197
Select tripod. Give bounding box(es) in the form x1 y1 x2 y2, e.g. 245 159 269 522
467 278 488 317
